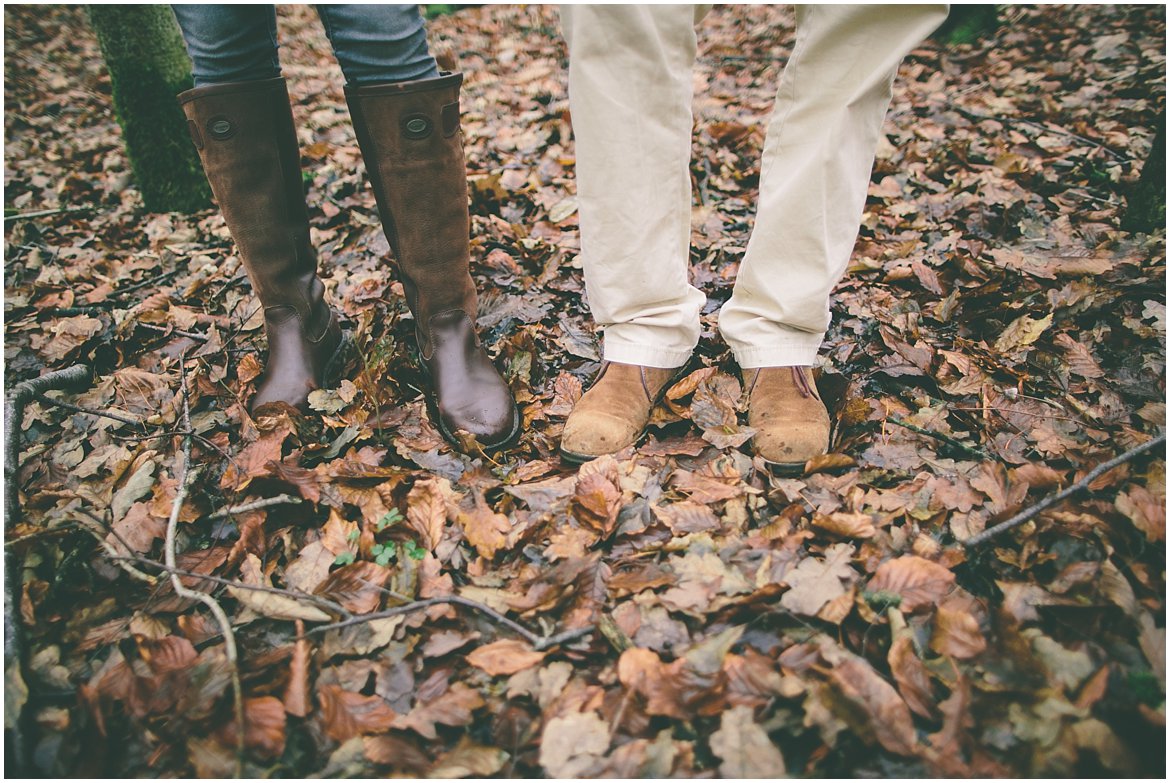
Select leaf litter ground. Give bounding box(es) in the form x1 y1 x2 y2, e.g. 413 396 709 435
4 4 1166 777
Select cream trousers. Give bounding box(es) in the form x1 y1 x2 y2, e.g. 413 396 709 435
561 4 948 368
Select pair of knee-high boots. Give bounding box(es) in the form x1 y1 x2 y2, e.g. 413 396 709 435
179 73 518 448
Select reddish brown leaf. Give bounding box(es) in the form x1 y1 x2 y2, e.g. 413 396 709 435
406 477 453 551
828 656 918 756
930 603 987 659
458 492 511 559
318 684 398 743
314 561 391 614
466 639 546 676
888 635 936 719
392 681 485 739
868 556 956 612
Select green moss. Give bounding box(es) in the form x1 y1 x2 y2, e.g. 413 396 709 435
87 5 210 213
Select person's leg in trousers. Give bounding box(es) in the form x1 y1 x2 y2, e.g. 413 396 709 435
720 4 949 470
558 4 710 463
327 4 519 448
173 5 348 412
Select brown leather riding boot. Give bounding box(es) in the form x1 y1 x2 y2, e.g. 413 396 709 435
179 78 347 412
746 366 831 472
345 72 518 449
560 363 682 464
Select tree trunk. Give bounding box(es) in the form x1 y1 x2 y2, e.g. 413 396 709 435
1122 110 1166 234
87 5 210 213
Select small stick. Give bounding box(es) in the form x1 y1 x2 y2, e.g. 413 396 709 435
111 555 350 620
137 322 209 342
114 269 179 298
206 494 304 521
3 205 94 223
308 594 593 651
165 360 245 774
887 417 988 460
965 433 1166 547
33 393 145 429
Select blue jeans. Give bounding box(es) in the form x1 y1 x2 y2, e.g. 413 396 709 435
171 4 440 86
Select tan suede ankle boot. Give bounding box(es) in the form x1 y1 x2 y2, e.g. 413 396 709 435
746 366 831 472
560 362 682 464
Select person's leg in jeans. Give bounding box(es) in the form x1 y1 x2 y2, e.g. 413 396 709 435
328 5 520 447
173 5 348 411
171 5 280 86
721 4 948 470
557 4 710 463
316 4 439 85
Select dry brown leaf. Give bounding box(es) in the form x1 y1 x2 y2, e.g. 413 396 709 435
828 655 918 756
429 736 509 778
283 624 311 717
314 561 391 614
466 639 546 676
406 477 454 551
813 511 877 539
709 704 786 777
539 711 609 778
888 634 936 719
458 492 511 559
318 685 398 743
868 555 956 612
216 696 287 759
930 603 987 659
571 470 622 536
653 501 721 535
393 682 485 740
781 543 855 615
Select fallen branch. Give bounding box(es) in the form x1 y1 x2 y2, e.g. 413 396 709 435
3 362 90 774
5 364 91 527
965 433 1166 547
165 361 244 774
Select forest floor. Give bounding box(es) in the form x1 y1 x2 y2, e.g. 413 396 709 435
3 4 1166 778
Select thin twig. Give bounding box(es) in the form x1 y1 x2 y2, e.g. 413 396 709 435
206 494 304 521
111 555 351 620
114 269 179 298
952 106 1129 161
887 417 989 460
965 433 1166 547
309 593 594 651
33 393 146 429
3 205 94 223
137 322 209 342
165 361 245 774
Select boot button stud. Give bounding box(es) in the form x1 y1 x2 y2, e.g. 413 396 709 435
403 115 432 139
207 116 236 140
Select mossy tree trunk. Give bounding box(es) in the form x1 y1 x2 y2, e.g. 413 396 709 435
87 5 210 213
1122 110 1166 234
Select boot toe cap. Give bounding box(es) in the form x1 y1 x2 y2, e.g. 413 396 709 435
560 410 642 459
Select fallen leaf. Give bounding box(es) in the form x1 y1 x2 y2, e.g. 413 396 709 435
466 639 545 676
709 704 786 777
867 556 956 612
